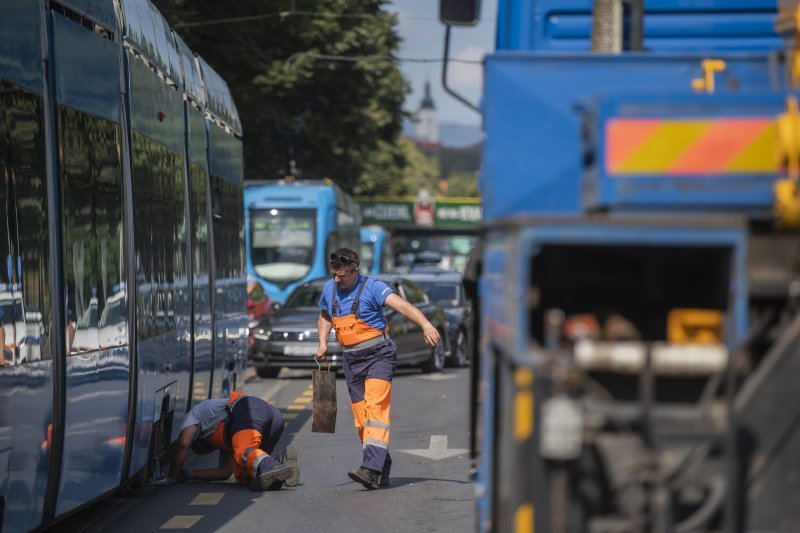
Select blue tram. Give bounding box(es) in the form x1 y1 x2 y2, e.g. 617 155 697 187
244 180 362 304
359 225 393 275
0 0 246 530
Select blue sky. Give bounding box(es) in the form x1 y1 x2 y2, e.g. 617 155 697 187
388 0 497 127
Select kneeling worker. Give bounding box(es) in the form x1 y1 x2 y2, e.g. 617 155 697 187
168 391 299 490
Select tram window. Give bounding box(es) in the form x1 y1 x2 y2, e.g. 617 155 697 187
131 132 187 340
189 166 211 322
59 107 125 354
0 80 52 365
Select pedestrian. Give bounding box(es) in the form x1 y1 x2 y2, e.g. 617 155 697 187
315 247 441 489
164 391 299 491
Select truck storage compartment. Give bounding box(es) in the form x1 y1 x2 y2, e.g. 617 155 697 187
530 243 733 402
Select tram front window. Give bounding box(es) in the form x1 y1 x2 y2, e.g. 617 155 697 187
360 242 375 274
250 208 315 286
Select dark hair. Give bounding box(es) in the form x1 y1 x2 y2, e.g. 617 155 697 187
330 247 359 269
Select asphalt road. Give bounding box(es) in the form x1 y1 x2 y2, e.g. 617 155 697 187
55 365 475 533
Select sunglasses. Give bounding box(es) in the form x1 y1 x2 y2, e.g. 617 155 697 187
329 253 358 267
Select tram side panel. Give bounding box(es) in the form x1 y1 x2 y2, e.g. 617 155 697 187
50 10 130 517
125 51 190 478
207 125 246 399
0 2 55 531
186 104 213 406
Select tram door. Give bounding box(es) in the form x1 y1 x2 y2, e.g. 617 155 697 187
185 102 213 405
0 2 56 529
50 11 130 516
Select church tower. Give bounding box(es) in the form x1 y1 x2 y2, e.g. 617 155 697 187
414 80 439 144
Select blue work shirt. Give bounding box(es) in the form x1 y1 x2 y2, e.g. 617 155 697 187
319 275 393 331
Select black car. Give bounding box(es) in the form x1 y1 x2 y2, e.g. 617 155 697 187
403 269 474 367
248 276 451 377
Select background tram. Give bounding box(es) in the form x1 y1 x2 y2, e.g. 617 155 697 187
244 179 362 304
0 0 246 531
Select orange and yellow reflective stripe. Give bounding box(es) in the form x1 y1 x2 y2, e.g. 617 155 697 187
606 117 778 176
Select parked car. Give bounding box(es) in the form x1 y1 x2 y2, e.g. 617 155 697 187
248 275 451 377
404 269 473 367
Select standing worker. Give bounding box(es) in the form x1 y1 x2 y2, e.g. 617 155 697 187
315 247 441 489
165 391 299 491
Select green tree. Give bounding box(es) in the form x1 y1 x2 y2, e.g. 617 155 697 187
444 170 479 197
356 137 439 196
152 0 409 190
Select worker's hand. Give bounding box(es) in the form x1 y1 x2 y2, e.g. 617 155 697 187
315 344 327 360
422 324 440 347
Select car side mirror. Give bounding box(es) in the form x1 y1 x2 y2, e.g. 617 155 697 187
440 0 481 26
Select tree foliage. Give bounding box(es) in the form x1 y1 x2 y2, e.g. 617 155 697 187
356 137 440 196
153 0 409 190
444 170 479 197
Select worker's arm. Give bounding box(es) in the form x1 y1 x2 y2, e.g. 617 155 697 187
169 425 198 481
384 293 441 347
187 452 234 482
315 310 333 359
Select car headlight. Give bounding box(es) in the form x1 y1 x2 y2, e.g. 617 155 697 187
253 329 272 341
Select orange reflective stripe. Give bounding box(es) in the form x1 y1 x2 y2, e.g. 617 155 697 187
363 379 391 446
332 315 384 347
606 118 660 173
606 117 777 176
669 119 771 174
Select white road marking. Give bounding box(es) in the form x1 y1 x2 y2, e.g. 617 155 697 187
415 373 459 381
396 435 468 460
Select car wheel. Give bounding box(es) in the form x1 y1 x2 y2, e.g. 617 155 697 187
421 329 445 373
450 329 468 367
256 365 280 378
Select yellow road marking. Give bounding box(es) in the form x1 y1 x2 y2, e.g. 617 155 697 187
160 516 203 529
301 390 313 397
287 405 306 410
293 397 312 404
190 493 224 506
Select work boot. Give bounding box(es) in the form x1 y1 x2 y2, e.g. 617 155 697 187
249 463 294 491
280 446 300 487
348 467 381 490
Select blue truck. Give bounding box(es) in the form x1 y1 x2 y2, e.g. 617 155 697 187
440 0 800 531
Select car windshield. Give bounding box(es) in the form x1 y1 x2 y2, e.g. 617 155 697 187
99 295 126 327
250 208 315 285
284 283 324 308
0 295 23 322
417 281 462 308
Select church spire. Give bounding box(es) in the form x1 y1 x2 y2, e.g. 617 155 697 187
420 80 435 111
